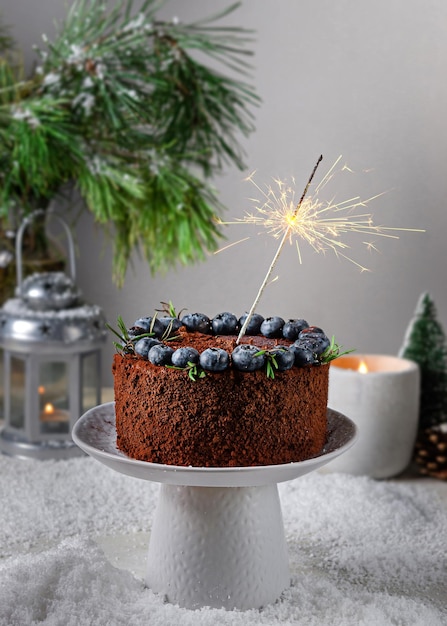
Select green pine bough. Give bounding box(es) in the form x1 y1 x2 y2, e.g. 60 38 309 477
0 1 259 284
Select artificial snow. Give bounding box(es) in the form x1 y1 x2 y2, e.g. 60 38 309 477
0 455 446 626
2 298 103 320
11 107 41 129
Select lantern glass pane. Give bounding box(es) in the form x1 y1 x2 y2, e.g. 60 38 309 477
81 351 99 413
10 355 25 429
38 361 70 434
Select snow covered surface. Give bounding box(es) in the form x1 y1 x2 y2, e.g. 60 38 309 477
0 454 446 626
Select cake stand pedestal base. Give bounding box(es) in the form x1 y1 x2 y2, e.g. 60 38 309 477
147 483 289 610
72 403 357 611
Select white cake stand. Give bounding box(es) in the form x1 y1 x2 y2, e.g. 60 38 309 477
72 402 357 611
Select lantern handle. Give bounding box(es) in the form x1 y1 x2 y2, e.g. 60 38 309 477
15 209 77 289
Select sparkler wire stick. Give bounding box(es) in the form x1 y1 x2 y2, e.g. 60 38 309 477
236 155 324 344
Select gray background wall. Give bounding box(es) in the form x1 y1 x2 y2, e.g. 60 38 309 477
2 0 446 386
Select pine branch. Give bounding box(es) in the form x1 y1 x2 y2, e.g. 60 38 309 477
0 0 259 283
0 12 15 57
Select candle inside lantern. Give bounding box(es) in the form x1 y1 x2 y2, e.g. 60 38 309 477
326 354 420 478
44 402 54 415
39 393 69 423
37 369 70 425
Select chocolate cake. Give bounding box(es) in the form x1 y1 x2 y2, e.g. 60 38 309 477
112 312 334 467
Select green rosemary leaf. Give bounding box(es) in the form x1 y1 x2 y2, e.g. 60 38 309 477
320 336 355 364
107 321 126 342
266 360 275 379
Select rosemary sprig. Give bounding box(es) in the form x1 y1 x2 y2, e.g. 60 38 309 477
157 300 179 318
319 336 355 364
167 361 206 381
106 315 154 354
161 325 182 342
254 349 280 379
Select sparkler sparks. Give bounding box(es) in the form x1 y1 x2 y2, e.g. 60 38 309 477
222 155 422 274
218 155 425 344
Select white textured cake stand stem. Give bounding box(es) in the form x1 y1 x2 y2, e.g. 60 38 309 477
72 403 357 611
147 484 289 609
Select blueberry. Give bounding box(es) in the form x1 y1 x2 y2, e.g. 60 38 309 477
269 346 295 371
297 327 330 356
148 344 174 366
181 312 211 334
158 316 183 336
238 313 265 335
297 335 330 356
289 344 316 366
231 344 266 371
134 337 161 359
171 346 200 368
199 347 229 372
282 319 309 341
211 312 239 335
299 326 326 338
260 316 285 338
134 316 164 338
127 325 147 340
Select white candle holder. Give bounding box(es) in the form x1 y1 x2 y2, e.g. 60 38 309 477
327 354 420 478
73 402 357 611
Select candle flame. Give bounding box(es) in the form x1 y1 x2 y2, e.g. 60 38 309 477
44 402 55 414
358 360 368 374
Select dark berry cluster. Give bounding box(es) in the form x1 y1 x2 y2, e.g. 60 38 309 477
123 311 333 375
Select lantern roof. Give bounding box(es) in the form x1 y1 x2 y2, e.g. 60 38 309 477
0 296 106 351
18 271 82 311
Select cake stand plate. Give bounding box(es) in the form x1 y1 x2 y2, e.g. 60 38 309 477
72 404 357 611
72 402 356 487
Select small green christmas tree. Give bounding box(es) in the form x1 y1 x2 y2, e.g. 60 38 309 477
399 292 447 430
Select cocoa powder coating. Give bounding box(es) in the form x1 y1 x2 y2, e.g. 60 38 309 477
113 329 329 467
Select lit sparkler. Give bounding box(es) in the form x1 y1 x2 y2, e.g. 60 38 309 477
219 155 424 343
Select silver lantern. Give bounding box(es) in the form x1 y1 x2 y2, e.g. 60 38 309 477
0 211 106 459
